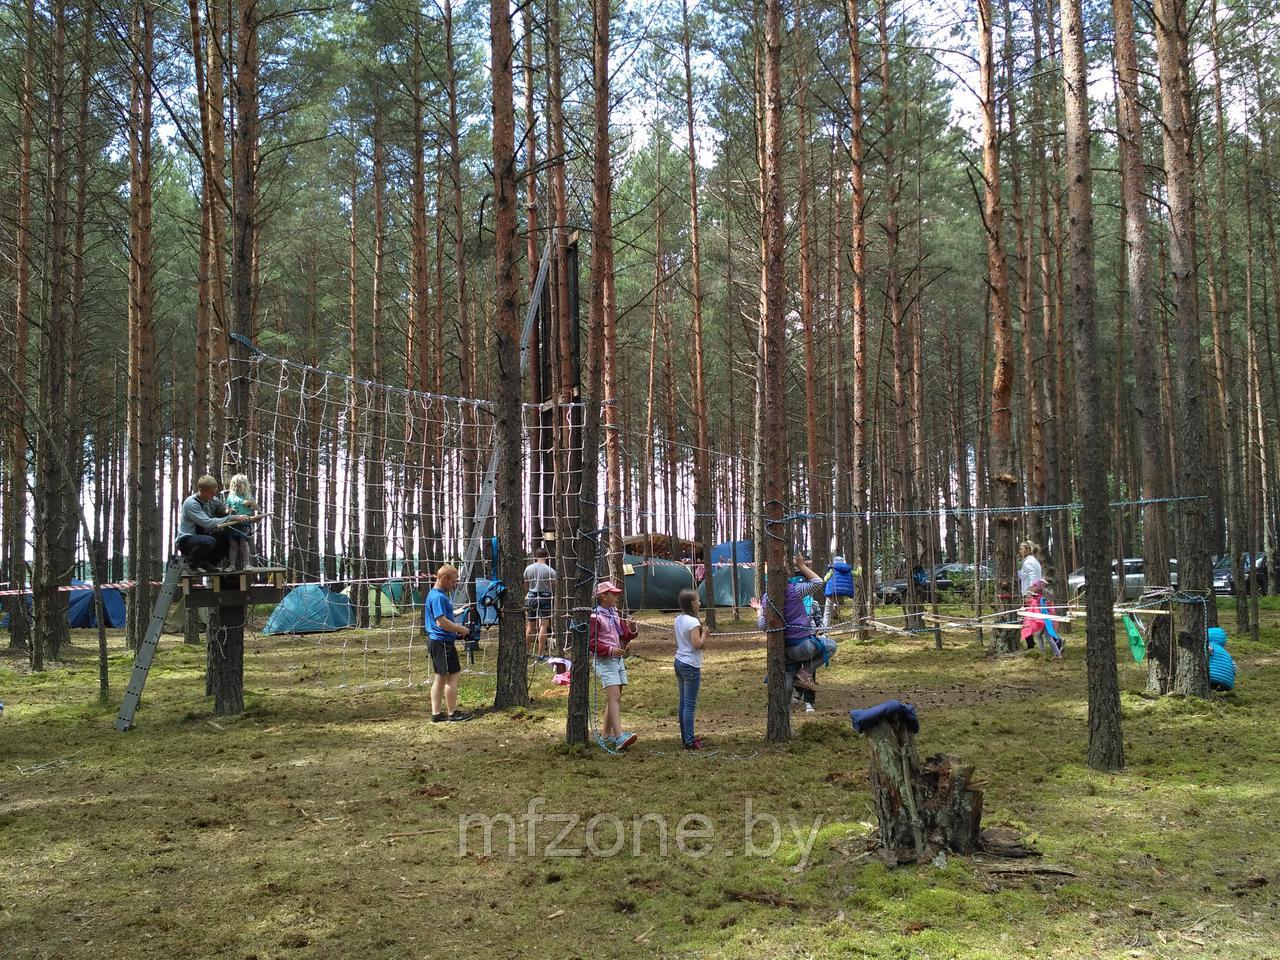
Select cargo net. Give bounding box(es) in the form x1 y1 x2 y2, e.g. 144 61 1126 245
210 350 586 691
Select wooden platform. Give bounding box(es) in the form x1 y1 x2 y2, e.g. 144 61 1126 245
180 566 286 608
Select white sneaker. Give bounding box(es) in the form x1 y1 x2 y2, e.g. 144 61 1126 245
804 702 816 714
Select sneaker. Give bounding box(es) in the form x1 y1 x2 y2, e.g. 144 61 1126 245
614 731 638 750
447 710 474 722
431 712 448 723
793 668 818 692
684 737 703 750
804 702 816 714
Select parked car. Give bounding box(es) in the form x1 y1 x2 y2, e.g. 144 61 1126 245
875 562 992 605
1212 553 1268 595
1067 558 1178 601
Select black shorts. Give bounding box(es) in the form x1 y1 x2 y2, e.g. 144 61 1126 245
429 641 461 676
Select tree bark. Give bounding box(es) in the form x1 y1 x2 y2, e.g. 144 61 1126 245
599 0 624 586
7 0 36 653
863 717 984 863
492 0 529 709
681 0 716 626
978 0 1019 649
1062 0 1123 770
845 0 870 635
212 0 259 716
206 0 230 482
1114 0 1173 692
1154 0 1211 697
762 0 790 743
34 0 75 666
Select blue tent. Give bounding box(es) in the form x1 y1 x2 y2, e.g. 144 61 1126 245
68 581 127 627
263 584 355 635
0 594 32 628
710 540 754 564
2 581 125 628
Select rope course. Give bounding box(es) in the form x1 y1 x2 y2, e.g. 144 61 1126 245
201 348 590 691
188 343 1220 724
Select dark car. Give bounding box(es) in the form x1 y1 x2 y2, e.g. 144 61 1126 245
875 562 992 605
1212 553 1268 595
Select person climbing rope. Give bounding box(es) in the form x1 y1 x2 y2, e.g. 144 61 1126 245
758 554 836 696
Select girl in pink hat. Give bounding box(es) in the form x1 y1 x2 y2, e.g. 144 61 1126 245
589 579 638 750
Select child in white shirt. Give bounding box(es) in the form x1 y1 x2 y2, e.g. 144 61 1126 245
674 588 709 750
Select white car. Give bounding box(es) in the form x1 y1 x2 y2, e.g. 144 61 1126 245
1067 558 1178 600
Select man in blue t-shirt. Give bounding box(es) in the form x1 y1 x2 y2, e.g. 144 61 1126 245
423 564 473 723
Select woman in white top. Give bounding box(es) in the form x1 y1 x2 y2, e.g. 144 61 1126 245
1018 541 1043 598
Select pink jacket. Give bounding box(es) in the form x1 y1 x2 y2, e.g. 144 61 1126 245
589 607 635 657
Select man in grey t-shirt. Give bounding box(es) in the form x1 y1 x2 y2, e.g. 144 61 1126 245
175 475 231 570
524 547 556 658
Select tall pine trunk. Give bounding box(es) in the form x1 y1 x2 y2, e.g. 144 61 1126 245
1062 0 1123 769
978 0 1019 648
1114 0 1173 692
491 0 529 709
681 0 716 626
762 0 790 743
1154 0 1211 697
7 0 36 653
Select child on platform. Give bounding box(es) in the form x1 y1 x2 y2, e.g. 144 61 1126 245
674 589 709 750
225 473 258 568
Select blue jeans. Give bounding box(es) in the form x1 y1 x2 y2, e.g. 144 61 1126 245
785 634 836 666
674 659 701 746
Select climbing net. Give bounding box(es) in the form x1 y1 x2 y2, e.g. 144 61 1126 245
206 349 587 691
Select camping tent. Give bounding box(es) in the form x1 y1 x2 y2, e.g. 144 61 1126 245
606 554 699 610
162 596 206 635
264 584 356 635
2 581 126 628
0 594 32 628
381 579 425 607
709 540 754 564
343 585 399 619
67 581 127 627
699 564 756 607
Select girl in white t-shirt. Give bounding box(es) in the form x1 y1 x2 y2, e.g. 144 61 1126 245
674 589 709 750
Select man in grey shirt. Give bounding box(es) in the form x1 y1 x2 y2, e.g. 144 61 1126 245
524 547 556 657
176 475 231 570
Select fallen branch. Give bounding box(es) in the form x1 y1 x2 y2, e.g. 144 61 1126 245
984 863 1077 877
384 828 455 839
724 889 802 910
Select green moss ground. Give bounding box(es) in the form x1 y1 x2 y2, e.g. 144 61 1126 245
1 603 1277 959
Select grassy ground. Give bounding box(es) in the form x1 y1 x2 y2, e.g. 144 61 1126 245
2 602 1278 960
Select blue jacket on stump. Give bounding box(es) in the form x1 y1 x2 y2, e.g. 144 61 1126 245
824 559 857 599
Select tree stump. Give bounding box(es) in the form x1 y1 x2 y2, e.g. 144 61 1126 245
863 716 984 863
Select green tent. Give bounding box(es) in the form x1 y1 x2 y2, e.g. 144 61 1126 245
611 553 699 610
381 579 426 607
162 597 207 635
698 564 756 607
343 585 399 618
